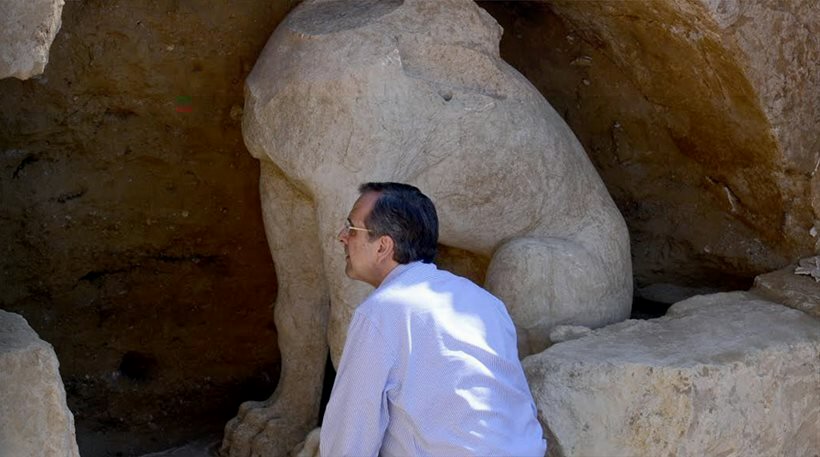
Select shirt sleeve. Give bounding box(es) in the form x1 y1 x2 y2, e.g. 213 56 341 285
320 311 397 457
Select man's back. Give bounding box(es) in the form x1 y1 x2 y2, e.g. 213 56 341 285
321 261 546 457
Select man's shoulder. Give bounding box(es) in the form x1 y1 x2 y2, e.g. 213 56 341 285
377 265 501 308
434 268 504 304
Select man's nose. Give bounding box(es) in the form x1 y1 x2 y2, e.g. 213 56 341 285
337 228 348 243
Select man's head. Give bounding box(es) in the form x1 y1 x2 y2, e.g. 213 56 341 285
338 182 438 287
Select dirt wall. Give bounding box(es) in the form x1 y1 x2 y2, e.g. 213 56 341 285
0 0 297 454
481 0 818 290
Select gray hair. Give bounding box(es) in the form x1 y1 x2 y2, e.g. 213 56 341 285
358 182 438 264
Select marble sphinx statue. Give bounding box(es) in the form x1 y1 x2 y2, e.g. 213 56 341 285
221 0 632 455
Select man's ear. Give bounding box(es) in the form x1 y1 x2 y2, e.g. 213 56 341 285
377 235 395 261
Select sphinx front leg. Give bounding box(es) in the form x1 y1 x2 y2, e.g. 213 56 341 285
221 162 329 457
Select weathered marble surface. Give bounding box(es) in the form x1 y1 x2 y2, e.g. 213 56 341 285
0 0 65 79
0 309 79 457
548 325 591 344
523 292 820 457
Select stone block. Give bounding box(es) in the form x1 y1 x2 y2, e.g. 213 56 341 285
0 0 65 79
524 292 820 457
0 310 79 457
752 259 820 318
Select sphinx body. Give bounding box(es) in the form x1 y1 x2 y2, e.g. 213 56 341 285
222 1 632 456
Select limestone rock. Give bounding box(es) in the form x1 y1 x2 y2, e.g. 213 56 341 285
752 261 820 318
795 256 820 282
523 292 820 457
290 427 321 457
0 0 65 79
0 310 79 457
548 325 590 344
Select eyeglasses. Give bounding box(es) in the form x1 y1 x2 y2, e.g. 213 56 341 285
342 218 372 236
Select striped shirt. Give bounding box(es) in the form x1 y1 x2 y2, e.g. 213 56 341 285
320 261 547 457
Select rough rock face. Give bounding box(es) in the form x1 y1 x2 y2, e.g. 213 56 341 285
223 0 632 455
0 0 66 79
752 260 820 318
548 325 591 344
482 0 819 289
523 292 820 457
0 310 80 457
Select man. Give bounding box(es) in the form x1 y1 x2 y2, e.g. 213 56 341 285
320 182 547 457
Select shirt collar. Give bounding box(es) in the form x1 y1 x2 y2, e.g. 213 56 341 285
377 260 431 290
